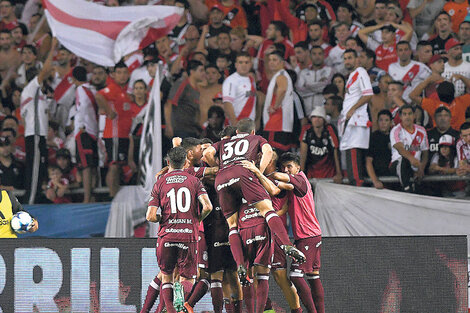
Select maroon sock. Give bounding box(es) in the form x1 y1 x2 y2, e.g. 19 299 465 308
140 276 161 313
290 276 316 313
242 284 255 313
180 280 194 303
187 278 209 306
264 296 272 311
233 299 242 313
228 227 245 266
210 279 224 313
291 307 303 313
307 275 325 313
265 210 292 246
224 299 234 313
155 298 164 313
161 283 176 313
256 274 270 313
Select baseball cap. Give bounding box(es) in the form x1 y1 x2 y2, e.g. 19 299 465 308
428 54 445 65
210 4 223 11
213 92 223 101
438 134 455 146
309 106 326 119
445 38 463 53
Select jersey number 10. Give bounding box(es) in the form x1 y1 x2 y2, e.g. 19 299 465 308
166 187 191 213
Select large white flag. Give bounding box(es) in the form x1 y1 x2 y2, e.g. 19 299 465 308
43 0 183 66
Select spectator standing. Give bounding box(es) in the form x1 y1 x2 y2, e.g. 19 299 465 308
364 0 388 27
338 49 373 186
262 51 295 152
326 23 349 74
15 45 42 89
206 5 232 49
293 41 311 73
296 45 335 115
429 11 454 55
21 37 57 204
370 74 392 131
390 105 429 192
202 105 225 143
459 20 470 62
11 24 27 51
199 64 222 128
205 0 248 29
366 110 393 189
335 3 364 38
410 81 470 130
442 38 470 97
324 95 342 127
0 0 21 31
165 60 206 139
358 49 386 91
306 21 332 58
407 0 446 39
168 0 191 51
388 41 431 103
0 135 24 190
222 52 257 126
0 29 20 80
299 106 342 182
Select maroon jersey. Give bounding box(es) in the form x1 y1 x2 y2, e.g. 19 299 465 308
212 133 268 169
238 202 265 229
202 181 228 243
185 166 207 179
149 169 207 242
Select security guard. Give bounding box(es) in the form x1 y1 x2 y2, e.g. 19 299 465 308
0 189 38 238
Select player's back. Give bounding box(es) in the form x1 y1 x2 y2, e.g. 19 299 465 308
154 169 206 242
214 133 268 169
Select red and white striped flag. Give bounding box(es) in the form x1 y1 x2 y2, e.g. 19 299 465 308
42 0 183 66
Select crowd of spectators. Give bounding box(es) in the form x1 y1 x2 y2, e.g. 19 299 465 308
1 0 470 203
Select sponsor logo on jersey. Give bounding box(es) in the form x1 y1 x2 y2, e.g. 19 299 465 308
245 235 266 245
166 175 188 184
216 178 240 191
164 242 189 249
165 228 193 234
213 241 230 247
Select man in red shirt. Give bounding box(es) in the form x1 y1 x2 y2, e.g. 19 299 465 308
0 0 20 31
95 61 138 197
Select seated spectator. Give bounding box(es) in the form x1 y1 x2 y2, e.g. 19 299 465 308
56 148 80 189
390 105 429 192
324 95 342 128
299 106 342 183
0 135 24 190
426 107 460 162
410 81 470 130
457 122 470 176
366 110 393 189
202 105 225 143
415 41 433 65
45 165 71 204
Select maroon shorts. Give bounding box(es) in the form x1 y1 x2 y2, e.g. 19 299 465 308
271 235 287 270
290 236 322 274
207 239 236 273
240 223 273 268
198 231 209 269
156 237 197 279
215 165 270 218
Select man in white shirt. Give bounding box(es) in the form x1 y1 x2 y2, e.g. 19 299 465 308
388 41 431 103
222 51 258 126
442 38 470 97
390 104 429 192
296 45 335 115
21 37 57 204
326 23 349 75
338 49 374 186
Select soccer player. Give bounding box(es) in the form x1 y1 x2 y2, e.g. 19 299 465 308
145 146 213 313
203 118 305 285
338 49 373 186
274 152 324 313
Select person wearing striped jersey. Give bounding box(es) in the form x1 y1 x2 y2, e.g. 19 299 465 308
456 122 470 176
390 105 429 192
262 51 295 152
338 49 373 187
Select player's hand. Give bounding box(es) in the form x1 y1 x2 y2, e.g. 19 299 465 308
29 219 38 233
240 160 259 174
457 166 468 176
450 74 464 82
172 137 182 147
268 106 278 115
129 160 137 173
415 167 425 181
372 179 384 189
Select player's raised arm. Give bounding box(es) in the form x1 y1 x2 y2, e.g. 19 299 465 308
198 193 213 222
259 143 273 174
203 146 218 167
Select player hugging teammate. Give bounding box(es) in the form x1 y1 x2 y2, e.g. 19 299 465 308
142 118 324 313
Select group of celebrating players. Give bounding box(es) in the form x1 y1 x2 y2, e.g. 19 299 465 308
142 118 324 313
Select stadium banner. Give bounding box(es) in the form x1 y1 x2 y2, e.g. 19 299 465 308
0 237 466 312
43 0 183 66
20 203 111 238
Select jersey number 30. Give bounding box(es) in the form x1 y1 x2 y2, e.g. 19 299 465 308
221 139 249 161
167 187 191 213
